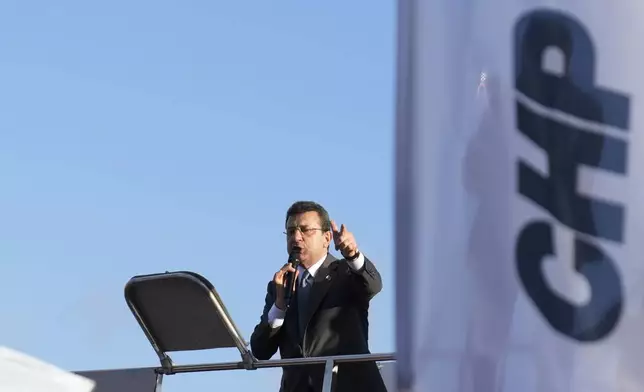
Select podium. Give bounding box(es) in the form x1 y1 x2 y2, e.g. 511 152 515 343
74 270 395 392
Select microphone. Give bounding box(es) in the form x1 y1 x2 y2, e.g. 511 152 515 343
284 247 301 308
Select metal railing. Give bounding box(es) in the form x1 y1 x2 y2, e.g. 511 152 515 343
156 352 396 392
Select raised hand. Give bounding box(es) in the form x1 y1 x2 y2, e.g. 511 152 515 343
331 220 359 259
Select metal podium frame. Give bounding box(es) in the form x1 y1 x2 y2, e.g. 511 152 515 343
77 270 395 392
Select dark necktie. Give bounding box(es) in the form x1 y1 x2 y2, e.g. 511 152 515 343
297 269 314 338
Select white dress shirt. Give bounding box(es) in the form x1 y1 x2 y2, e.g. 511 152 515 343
267 252 366 328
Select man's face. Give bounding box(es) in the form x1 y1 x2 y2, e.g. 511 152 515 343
285 211 331 265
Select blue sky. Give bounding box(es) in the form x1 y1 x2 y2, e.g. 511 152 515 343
0 1 396 390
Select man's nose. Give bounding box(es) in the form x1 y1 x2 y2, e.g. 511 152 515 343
291 228 304 241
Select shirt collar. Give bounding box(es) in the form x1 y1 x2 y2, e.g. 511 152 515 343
298 253 327 278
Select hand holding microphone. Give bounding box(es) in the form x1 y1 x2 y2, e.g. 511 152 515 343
273 247 301 310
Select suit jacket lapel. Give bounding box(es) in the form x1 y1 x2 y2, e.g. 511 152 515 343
301 253 337 335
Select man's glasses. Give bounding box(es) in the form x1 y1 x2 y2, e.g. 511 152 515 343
283 227 324 237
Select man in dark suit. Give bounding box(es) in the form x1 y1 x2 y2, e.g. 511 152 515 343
250 201 387 392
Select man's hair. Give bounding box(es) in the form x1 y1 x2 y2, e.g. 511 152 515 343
285 201 332 232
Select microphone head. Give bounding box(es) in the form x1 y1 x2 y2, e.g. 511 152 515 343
288 246 301 264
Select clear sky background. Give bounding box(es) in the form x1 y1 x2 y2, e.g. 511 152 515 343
0 1 396 390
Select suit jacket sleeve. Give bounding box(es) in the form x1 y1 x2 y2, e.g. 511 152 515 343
348 254 383 300
250 281 282 360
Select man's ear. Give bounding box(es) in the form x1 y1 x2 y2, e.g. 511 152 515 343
325 230 333 248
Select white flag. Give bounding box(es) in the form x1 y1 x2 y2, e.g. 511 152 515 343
395 1 644 391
